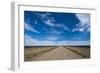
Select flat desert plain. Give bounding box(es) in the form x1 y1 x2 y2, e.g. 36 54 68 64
24 46 90 61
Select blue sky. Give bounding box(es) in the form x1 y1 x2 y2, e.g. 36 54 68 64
24 11 90 46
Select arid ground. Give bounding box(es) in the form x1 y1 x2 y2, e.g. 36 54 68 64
24 46 90 61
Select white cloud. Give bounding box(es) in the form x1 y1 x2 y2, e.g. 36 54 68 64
25 34 56 46
72 27 85 32
37 13 69 31
76 14 90 26
46 36 58 41
34 12 51 19
73 14 90 32
48 29 62 34
43 18 69 30
25 34 89 46
44 19 55 26
44 19 69 31
25 22 40 33
25 34 34 46
57 40 90 46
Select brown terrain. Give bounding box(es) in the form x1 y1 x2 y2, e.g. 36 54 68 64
24 46 90 61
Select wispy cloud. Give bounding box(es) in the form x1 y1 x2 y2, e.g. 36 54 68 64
76 14 90 25
46 35 58 41
35 12 69 31
25 34 56 46
25 34 89 46
57 40 90 46
73 14 90 32
34 12 51 19
25 22 40 33
43 18 69 31
44 19 55 26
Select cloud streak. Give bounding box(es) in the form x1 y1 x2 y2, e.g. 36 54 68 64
73 14 90 32
36 12 69 31
25 22 40 33
25 34 56 46
25 34 89 46
46 35 58 41
76 14 90 25
57 40 90 46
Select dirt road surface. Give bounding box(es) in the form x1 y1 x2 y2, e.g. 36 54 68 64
33 46 86 61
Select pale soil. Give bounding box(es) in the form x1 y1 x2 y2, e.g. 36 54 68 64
24 46 90 61
65 46 90 58
24 47 55 54
32 46 89 61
